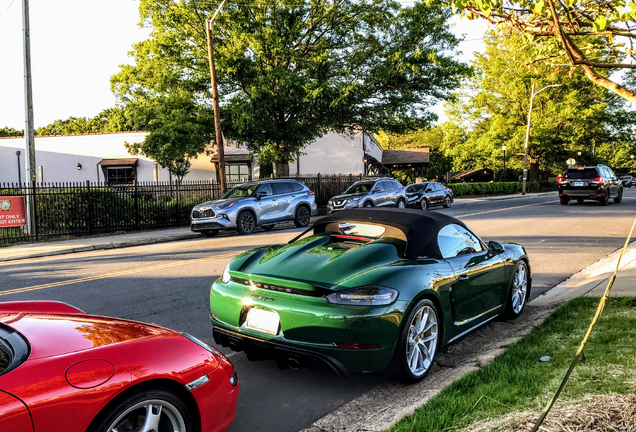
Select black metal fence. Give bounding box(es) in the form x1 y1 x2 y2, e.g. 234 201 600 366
0 175 370 245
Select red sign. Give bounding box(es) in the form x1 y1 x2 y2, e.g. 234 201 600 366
0 196 27 228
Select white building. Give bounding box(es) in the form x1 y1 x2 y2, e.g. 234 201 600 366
0 130 422 185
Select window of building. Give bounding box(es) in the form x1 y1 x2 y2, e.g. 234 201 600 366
105 167 135 185
226 164 249 183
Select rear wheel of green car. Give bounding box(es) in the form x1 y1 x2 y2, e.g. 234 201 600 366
385 299 439 383
600 191 609 206
614 189 623 204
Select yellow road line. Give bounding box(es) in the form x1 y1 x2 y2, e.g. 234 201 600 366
454 201 551 218
0 251 238 297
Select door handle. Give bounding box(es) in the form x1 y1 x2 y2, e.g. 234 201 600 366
458 275 469 281
272 198 278 201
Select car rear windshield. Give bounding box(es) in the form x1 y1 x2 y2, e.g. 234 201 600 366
564 168 599 179
344 182 375 194
221 184 257 199
0 341 10 374
337 222 386 238
406 184 428 193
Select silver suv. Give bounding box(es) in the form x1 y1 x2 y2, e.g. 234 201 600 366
191 180 318 236
327 178 406 213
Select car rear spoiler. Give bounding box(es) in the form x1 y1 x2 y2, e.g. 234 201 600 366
0 301 85 315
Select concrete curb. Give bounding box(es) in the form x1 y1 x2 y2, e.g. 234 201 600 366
0 232 200 263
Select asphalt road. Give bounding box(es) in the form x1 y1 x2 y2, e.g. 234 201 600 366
1 189 635 431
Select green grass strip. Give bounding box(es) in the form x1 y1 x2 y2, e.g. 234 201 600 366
388 297 636 432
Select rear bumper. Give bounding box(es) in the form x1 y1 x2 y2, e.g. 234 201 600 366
210 280 405 374
559 186 603 199
213 326 352 377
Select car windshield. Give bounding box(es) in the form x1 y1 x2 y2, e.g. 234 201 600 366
344 182 375 194
221 184 257 199
564 168 598 179
406 184 428 193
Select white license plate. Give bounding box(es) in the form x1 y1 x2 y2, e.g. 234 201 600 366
574 182 584 187
245 308 280 335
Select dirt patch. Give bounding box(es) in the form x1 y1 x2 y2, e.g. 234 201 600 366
301 304 558 432
455 394 636 432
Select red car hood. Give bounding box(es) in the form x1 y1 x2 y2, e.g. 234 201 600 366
0 313 172 359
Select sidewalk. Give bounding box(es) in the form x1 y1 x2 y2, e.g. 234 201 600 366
533 238 636 306
0 191 557 263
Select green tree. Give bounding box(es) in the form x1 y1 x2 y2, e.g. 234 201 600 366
35 108 132 136
124 94 216 181
441 0 636 104
442 30 635 178
0 127 23 137
112 0 470 176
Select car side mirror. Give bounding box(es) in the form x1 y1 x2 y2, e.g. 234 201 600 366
426 188 432 193
488 241 505 254
257 191 267 200
372 188 380 193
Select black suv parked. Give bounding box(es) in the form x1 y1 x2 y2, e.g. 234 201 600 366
405 182 454 210
558 165 623 206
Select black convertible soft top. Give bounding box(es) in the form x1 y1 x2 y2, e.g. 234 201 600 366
313 208 469 259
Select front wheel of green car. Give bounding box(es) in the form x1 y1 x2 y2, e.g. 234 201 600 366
385 299 439 383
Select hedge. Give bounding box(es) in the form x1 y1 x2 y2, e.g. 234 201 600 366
449 181 542 197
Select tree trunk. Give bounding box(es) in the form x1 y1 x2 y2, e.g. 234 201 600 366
275 158 289 178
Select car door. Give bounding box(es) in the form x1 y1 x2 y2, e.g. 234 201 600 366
606 167 620 196
371 181 385 206
272 182 293 218
254 183 278 223
426 183 440 205
0 390 33 431
439 224 508 326
379 181 393 206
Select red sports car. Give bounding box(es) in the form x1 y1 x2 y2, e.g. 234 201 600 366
0 301 238 432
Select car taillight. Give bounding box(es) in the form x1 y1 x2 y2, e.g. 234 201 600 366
557 177 567 184
577 167 585 170
308 192 315 195
593 177 604 183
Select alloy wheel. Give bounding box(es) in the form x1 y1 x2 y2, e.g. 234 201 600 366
421 198 428 211
241 213 255 232
298 207 310 225
406 305 438 377
397 199 406 209
511 265 528 314
444 196 451 208
106 399 187 432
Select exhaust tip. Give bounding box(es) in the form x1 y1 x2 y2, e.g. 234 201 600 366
288 357 301 370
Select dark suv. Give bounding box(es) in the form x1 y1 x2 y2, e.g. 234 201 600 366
558 165 623 206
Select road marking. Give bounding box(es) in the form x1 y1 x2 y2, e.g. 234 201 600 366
0 251 238 297
453 201 550 218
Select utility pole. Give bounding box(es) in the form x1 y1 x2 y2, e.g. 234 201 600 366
206 1 227 194
522 83 561 195
22 0 36 234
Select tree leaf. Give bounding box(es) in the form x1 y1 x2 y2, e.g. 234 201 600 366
594 15 608 32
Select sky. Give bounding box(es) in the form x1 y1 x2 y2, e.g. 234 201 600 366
0 0 487 131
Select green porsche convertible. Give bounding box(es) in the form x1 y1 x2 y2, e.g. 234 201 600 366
210 208 531 382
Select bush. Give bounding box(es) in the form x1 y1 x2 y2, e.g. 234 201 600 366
449 181 542 197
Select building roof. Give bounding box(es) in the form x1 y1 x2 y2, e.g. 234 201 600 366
97 158 139 166
0 131 148 140
210 153 251 163
381 148 429 167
